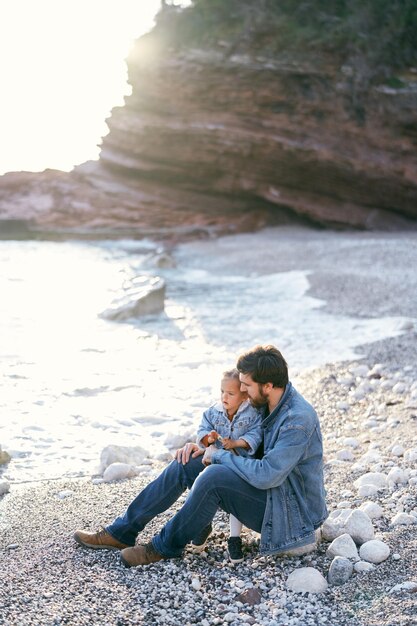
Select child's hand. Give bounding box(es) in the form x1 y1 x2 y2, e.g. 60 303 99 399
221 438 236 450
207 430 219 444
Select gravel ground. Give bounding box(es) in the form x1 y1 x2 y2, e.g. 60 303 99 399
1 227 416 625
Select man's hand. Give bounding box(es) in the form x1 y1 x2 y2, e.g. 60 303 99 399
202 444 217 466
175 442 204 465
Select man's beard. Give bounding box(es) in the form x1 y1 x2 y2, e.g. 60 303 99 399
249 385 268 408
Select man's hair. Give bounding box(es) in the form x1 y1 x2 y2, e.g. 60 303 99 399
222 368 240 382
236 345 288 388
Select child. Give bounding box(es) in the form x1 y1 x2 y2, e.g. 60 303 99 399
194 368 263 563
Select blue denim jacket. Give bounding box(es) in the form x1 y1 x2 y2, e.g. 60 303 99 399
211 383 328 555
196 400 263 456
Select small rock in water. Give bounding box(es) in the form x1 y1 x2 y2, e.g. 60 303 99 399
328 557 353 585
164 430 195 450
286 567 328 594
0 446 11 465
359 539 390 564
0 480 10 496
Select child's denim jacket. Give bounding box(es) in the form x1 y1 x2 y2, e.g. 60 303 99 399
196 400 263 456
211 383 328 555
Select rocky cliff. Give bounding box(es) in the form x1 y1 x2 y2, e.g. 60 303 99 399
1 27 416 239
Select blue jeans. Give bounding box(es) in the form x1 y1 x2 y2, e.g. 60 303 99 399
106 456 267 558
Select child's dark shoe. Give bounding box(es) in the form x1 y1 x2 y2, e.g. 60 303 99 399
227 536 244 563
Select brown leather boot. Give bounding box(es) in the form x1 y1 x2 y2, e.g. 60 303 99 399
74 527 129 550
120 542 165 567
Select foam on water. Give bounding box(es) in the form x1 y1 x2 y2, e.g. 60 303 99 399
0 239 411 483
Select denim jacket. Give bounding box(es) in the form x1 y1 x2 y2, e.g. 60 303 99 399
211 383 328 555
196 400 263 456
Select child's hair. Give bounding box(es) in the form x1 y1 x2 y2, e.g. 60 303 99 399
222 368 240 382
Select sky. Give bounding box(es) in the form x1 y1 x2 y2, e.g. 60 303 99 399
0 0 190 175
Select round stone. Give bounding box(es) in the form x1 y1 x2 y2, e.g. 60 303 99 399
286 567 328 594
328 557 354 585
359 540 390 564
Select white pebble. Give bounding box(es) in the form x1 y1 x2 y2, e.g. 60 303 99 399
57 490 74 499
358 484 379 497
391 512 417 526
337 401 350 411
343 437 360 448
359 539 390 564
391 445 405 457
359 501 383 520
286 567 328 594
389 581 417 594
404 448 417 462
353 561 375 573
387 467 407 485
102 462 141 482
191 578 201 591
326 533 359 561
354 472 387 490
336 449 354 462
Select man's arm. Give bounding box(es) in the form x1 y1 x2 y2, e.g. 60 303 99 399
210 425 310 489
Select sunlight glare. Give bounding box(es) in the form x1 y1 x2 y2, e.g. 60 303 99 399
0 0 163 174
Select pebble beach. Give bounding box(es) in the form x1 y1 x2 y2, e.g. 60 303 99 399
1 227 416 626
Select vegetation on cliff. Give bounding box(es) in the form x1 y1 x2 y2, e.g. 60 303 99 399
157 0 417 84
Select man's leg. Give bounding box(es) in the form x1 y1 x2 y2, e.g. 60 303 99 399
103 456 205 546
121 464 266 564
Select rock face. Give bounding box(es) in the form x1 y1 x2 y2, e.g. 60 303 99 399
1 33 417 237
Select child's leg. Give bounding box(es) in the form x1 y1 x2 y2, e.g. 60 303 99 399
229 514 242 537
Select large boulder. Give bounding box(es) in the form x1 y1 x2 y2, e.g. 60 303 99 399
100 444 149 473
101 276 165 320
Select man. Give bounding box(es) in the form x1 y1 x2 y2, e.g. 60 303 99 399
74 345 328 567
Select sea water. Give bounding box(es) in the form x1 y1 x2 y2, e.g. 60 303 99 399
0 238 409 484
